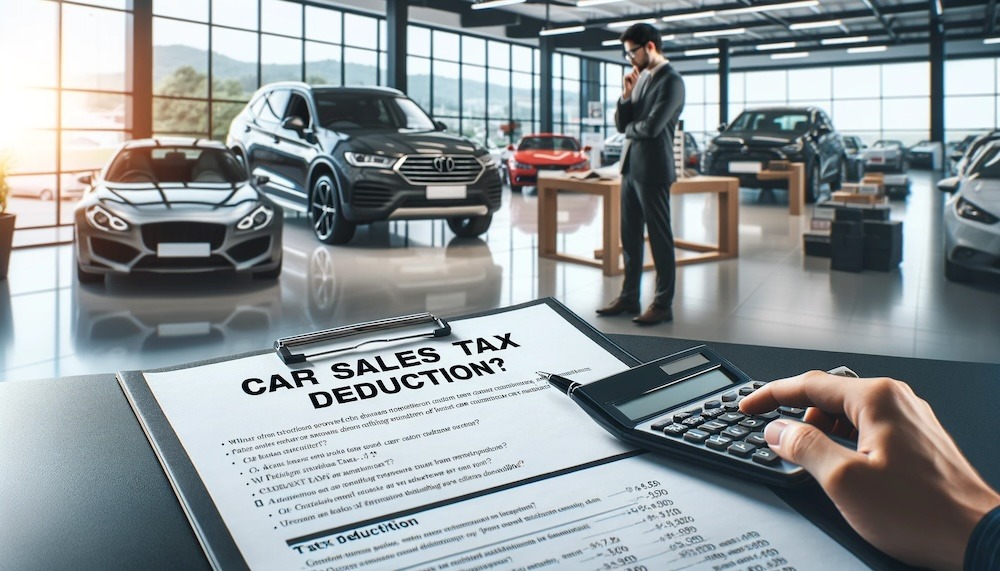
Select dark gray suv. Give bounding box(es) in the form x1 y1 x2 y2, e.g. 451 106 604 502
703 106 847 203
227 83 502 244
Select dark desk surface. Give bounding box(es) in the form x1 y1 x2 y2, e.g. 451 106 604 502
2 334 997 571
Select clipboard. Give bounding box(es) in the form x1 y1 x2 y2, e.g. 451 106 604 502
117 297 638 570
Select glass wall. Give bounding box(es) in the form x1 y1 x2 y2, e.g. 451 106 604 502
944 57 1000 144
552 54 581 139
0 0 132 239
152 0 385 141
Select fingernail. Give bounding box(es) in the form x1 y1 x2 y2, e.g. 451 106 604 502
765 420 789 450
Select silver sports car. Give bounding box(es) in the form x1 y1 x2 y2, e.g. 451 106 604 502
74 138 283 284
938 140 1000 282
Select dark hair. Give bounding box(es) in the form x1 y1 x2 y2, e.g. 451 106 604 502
619 23 661 53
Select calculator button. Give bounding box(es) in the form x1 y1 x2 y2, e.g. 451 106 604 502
651 418 674 431
701 408 724 419
682 415 706 427
722 425 750 439
745 433 768 447
703 399 722 409
721 392 738 402
722 402 741 412
757 411 781 421
699 420 728 434
683 429 710 444
717 412 745 424
705 435 733 451
673 412 693 423
738 418 768 431
752 381 766 389
738 386 755 396
662 423 688 437
779 406 806 418
727 442 756 458
752 448 780 466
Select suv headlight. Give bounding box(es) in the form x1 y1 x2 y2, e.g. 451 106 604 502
705 141 718 153
237 204 274 231
781 141 804 154
568 159 590 171
476 154 496 167
956 197 999 225
86 204 129 232
513 161 533 170
343 152 397 168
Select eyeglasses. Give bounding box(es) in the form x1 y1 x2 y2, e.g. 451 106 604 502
624 45 643 61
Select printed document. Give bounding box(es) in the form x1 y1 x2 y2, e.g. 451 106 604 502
141 303 865 570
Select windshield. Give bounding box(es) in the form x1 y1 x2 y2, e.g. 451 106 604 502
872 140 901 149
728 110 811 133
518 136 580 151
314 92 436 131
105 147 247 184
969 146 1000 179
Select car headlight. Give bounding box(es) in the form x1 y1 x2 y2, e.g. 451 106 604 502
705 141 718 153
237 204 274 231
780 141 803 154
568 159 590 171
85 204 129 232
343 152 397 168
956 197 999 225
513 161 533 170
476 154 496 167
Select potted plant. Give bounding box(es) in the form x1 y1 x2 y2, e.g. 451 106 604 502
0 156 15 280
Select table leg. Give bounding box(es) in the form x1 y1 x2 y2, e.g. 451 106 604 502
538 183 558 257
603 186 621 276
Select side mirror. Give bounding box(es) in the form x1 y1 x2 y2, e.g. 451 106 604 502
77 173 94 186
281 116 306 133
936 177 960 193
254 174 270 187
506 144 515 151
583 145 592 152
717 122 728 132
434 120 447 132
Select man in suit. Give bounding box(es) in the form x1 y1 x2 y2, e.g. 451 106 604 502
597 23 686 325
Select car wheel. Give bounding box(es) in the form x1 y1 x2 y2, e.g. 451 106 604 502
944 260 974 283
310 173 355 245
806 162 821 203
447 214 492 238
77 263 104 284
253 257 282 280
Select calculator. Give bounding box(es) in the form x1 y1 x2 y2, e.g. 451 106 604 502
563 345 858 487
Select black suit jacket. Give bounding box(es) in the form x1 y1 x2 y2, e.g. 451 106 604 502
615 64 686 185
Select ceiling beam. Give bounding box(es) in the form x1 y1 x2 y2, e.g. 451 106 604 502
860 0 898 41
986 0 997 35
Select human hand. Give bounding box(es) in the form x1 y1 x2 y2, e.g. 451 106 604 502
739 371 1000 570
622 67 639 99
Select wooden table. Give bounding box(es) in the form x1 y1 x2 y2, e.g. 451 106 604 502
756 162 805 216
537 173 739 276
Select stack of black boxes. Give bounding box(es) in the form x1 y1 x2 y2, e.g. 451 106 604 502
828 206 902 272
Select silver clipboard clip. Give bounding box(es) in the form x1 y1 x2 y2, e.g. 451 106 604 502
274 313 452 365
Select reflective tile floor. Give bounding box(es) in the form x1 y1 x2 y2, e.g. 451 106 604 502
2 171 999 383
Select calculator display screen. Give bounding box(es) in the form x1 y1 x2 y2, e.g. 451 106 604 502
659 353 710 376
613 369 736 421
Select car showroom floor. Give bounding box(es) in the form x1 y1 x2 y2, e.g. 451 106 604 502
2 170 998 384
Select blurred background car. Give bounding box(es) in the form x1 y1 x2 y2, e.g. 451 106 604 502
841 135 866 181
600 132 625 166
683 132 701 173
907 140 938 169
953 130 1000 177
861 139 908 173
74 138 283 284
506 133 591 192
8 171 91 201
486 138 512 185
937 140 1000 282
948 134 979 173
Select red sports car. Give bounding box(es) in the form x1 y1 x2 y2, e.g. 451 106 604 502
506 134 591 191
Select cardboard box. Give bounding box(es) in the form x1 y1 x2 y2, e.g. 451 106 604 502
803 232 832 258
767 160 790 171
830 192 888 205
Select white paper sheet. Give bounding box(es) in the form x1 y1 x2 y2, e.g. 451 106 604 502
143 303 865 570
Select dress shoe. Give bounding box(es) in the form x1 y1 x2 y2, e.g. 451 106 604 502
632 304 673 325
596 297 640 316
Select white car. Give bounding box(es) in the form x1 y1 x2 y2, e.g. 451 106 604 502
938 140 1000 282
861 139 907 172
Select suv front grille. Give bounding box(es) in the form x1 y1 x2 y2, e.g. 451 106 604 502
397 156 484 185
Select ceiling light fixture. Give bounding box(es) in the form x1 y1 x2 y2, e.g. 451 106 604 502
608 18 657 29
756 41 797 50
693 27 746 38
771 51 809 59
685 47 720 56
471 0 526 10
576 0 624 6
821 35 869 45
847 45 887 54
539 25 586 36
601 39 621 46
984 37 1000 44
661 34 676 42
727 0 818 15
707 58 720 64
789 19 842 30
661 10 716 23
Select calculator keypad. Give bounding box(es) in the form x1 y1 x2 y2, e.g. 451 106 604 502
646 381 801 474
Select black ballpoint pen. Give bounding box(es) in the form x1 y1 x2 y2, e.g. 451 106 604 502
538 371 580 395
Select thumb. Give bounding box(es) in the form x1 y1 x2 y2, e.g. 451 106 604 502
765 420 858 487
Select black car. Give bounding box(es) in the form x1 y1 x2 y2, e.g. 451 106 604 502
841 135 866 181
227 83 502 244
703 107 847 202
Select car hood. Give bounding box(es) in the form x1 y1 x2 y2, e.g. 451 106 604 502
713 131 800 148
94 182 262 212
512 149 587 165
959 178 1000 214
342 129 483 157
862 148 901 158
